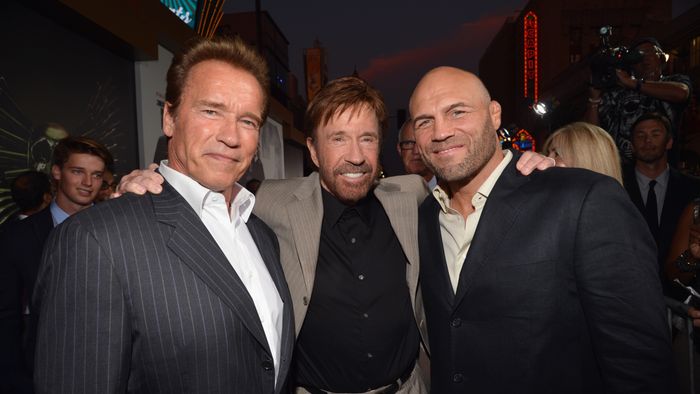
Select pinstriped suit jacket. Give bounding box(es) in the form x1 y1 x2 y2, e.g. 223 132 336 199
33 181 294 394
253 172 430 349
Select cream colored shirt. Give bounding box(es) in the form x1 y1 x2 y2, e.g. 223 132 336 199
160 161 283 384
432 150 513 293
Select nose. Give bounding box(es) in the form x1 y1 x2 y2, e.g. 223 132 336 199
345 139 366 165
431 117 454 142
218 120 241 148
82 173 93 186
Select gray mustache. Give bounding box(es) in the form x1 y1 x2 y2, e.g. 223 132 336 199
334 163 372 175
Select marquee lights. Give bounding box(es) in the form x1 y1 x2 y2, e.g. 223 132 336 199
523 11 538 103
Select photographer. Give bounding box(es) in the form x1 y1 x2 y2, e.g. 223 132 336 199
584 37 691 165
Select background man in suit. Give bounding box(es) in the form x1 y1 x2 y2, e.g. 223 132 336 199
3 170 52 229
623 112 700 290
0 136 111 394
116 77 554 393
33 36 294 393
411 66 673 393
397 119 436 189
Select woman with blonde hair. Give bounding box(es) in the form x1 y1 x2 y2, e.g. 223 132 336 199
542 122 623 184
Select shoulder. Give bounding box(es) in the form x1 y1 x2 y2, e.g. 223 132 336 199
379 174 429 202
66 193 156 234
256 174 319 205
670 168 700 191
523 166 624 201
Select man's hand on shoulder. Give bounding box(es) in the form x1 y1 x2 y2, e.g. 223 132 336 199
112 163 164 198
515 151 556 176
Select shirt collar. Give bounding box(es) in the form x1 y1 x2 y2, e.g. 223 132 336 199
635 165 670 189
432 149 513 213
321 186 374 227
49 199 70 227
159 160 255 223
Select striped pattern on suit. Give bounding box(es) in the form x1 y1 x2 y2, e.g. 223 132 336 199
33 182 294 393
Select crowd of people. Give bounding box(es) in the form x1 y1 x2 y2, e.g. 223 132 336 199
0 33 697 393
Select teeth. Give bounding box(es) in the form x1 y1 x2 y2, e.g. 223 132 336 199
343 173 363 178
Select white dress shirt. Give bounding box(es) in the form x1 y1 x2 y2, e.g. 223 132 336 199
635 165 670 225
160 161 283 384
431 150 513 293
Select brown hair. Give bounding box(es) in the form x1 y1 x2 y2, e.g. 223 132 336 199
631 112 672 141
166 35 270 121
52 136 113 171
542 122 622 184
305 76 387 141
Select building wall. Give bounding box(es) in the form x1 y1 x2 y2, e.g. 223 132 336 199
480 0 673 145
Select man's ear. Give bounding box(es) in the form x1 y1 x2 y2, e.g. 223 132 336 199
666 136 674 151
163 103 175 137
306 137 320 168
51 164 61 182
489 100 502 130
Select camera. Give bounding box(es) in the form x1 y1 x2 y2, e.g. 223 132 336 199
590 26 644 90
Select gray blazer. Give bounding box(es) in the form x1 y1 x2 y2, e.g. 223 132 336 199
33 181 295 394
254 172 429 348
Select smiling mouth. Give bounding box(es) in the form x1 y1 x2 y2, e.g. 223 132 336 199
207 153 239 162
342 172 365 179
434 145 463 155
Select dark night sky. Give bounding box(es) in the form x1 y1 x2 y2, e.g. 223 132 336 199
223 0 698 174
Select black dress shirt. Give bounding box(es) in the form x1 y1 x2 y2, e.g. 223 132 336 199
294 189 419 392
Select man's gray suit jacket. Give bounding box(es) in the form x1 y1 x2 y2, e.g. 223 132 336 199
253 172 429 346
33 181 295 394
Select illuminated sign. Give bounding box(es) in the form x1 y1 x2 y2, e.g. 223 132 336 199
523 11 538 102
512 129 536 152
160 0 198 29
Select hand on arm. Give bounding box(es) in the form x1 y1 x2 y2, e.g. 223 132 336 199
112 162 164 197
515 151 556 175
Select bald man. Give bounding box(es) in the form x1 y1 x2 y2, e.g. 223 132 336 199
396 120 435 188
411 67 673 393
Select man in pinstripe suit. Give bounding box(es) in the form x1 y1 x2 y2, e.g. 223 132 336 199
32 36 294 393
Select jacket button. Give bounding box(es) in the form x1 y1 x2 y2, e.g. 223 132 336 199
262 361 274 371
303 296 309 305
451 318 462 327
453 373 464 383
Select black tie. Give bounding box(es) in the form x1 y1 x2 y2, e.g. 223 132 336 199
645 180 659 237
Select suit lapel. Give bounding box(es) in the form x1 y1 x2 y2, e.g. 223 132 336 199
286 173 324 294
623 166 644 212
246 216 294 389
453 157 528 308
374 181 421 314
422 196 456 307
153 182 270 354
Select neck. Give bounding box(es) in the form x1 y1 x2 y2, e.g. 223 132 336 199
55 194 90 216
446 150 503 219
635 159 668 179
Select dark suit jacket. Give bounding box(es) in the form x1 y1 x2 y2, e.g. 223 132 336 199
623 166 700 271
33 182 295 393
0 206 52 394
419 156 673 393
